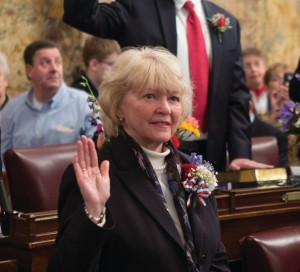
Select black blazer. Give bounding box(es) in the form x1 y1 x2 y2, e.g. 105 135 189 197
63 0 252 171
71 71 99 98
48 136 229 272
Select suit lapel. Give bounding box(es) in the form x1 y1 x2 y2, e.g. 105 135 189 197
110 137 184 249
202 0 223 100
155 0 177 54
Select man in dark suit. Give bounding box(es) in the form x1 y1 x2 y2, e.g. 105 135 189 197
63 0 271 172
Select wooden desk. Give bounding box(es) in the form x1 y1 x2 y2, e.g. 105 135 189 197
216 186 300 270
0 186 300 271
0 211 57 272
0 259 18 272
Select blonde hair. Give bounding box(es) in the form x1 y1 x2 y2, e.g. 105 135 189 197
99 47 193 137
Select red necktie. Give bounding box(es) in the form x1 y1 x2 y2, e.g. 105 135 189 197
184 1 209 132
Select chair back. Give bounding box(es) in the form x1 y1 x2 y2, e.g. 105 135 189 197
240 225 300 272
226 136 280 170
251 136 280 167
3 143 77 213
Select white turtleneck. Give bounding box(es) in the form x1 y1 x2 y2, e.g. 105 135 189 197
142 146 185 244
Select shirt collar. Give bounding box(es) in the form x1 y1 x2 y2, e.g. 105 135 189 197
174 0 199 10
26 81 66 110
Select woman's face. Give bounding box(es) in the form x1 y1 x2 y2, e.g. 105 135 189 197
267 68 286 93
118 88 182 152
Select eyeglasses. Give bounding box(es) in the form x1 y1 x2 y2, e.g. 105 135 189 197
100 61 115 66
270 76 283 83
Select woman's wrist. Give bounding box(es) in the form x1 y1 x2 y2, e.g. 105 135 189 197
84 205 106 225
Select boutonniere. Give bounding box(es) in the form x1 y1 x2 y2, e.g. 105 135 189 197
207 13 232 44
171 116 201 149
182 153 218 208
80 76 108 149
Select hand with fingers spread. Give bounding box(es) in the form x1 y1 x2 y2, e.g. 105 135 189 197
73 135 110 219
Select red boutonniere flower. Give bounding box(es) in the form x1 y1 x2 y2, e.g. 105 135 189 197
207 13 232 44
182 153 218 208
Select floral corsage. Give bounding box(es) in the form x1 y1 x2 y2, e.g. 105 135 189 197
80 76 107 149
182 153 218 208
207 13 232 44
277 100 300 142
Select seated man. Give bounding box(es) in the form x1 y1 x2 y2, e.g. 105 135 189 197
71 36 120 98
1 40 95 156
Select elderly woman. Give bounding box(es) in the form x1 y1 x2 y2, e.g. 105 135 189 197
48 47 230 272
0 52 10 122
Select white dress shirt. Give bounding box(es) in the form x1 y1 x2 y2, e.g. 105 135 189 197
174 0 211 139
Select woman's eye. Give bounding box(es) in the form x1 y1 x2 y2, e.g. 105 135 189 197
170 96 180 102
144 94 155 100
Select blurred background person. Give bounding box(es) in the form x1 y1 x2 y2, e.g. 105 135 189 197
262 62 291 125
71 37 120 98
1 40 95 156
243 47 268 116
0 52 10 123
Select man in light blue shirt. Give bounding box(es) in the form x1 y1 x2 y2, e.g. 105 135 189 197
1 40 95 155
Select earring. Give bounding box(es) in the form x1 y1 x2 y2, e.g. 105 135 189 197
118 117 123 122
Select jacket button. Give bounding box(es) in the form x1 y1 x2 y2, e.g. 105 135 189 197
199 253 206 264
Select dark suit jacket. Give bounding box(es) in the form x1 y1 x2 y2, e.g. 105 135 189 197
48 136 229 272
289 57 300 102
63 0 252 171
71 71 99 98
251 116 288 167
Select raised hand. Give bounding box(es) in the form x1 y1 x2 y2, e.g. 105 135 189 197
73 135 110 218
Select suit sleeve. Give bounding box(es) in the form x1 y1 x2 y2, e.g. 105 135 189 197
63 0 130 40
47 164 114 272
227 19 252 161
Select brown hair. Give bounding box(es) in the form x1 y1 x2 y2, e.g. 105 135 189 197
264 63 289 85
83 37 121 67
23 40 61 65
242 47 267 62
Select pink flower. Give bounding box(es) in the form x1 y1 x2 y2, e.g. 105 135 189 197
185 116 199 129
217 16 226 27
